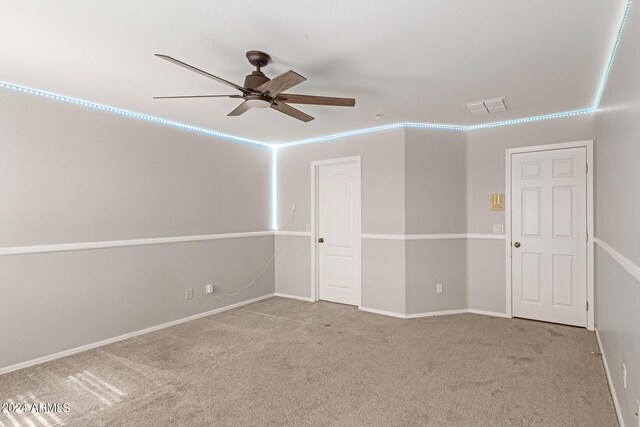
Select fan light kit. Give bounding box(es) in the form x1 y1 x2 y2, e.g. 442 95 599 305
245 97 271 108
154 50 356 122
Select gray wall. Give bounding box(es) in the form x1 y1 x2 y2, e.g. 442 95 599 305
274 129 406 305
405 240 467 314
404 129 467 314
0 237 274 368
466 239 506 313
363 240 406 314
276 129 406 234
594 3 640 423
0 91 274 369
275 235 311 299
405 129 467 234
466 115 595 313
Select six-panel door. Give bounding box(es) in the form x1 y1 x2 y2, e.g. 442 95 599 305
511 147 587 327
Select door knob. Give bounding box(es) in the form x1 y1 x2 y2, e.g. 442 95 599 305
513 242 521 248
318 238 324 243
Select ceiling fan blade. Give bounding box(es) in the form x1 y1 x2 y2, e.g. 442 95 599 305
155 54 248 93
270 102 314 122
153 94 242 99
275 94 355 107
228 101 252 116
257 70 306 96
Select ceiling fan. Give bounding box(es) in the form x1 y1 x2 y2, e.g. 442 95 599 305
154 50 356 122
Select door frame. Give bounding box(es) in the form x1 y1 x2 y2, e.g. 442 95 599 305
310 156 362 306
505 140 594 330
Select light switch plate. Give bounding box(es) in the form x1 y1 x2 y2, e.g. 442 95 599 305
491 193 505 211
493 224 504 234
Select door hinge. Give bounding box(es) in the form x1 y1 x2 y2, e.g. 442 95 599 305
586 301 589 311
587 231 589 242
586 162 589 174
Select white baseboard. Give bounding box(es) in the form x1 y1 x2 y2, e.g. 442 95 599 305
358 306 407 318
405 309 469 319
274 292 314 302
467 309 510 318
360 306 511 320
0 293 275 376
595 329 625 427
360 307 472 319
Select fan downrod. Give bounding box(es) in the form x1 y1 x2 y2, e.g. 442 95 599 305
246 50 271 70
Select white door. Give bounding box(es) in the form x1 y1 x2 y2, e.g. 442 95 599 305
317 161 361 305
511 147 587 327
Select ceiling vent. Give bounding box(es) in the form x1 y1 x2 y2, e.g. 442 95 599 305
464 97 508 116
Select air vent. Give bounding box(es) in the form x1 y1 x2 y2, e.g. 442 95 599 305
464 97 508 116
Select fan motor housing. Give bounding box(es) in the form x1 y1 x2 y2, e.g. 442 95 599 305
243 71 270 91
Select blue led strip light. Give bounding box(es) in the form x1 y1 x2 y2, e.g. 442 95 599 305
466 108 596 130
0 80 598 146
278 123 403 147
277 109 596 147
594 0 633 108
271 147 279 230
278 122 464 148
1 0 632 150
0 81 271 148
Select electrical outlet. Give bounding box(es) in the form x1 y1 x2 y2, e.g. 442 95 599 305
623 363 627 388
205 284 214 295
493 224 504 234
436 283 443 294
185 288 193 300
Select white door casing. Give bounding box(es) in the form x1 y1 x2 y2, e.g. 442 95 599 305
511 147 587 327
311 157 361 306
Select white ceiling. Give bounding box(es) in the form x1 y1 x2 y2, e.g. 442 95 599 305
0 1 628 144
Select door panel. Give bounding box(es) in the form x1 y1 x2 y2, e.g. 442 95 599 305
521 253 541 303
511 147 587 327
552 187 574 238
552 254 574 306
522 188 541 237
318 162 360 305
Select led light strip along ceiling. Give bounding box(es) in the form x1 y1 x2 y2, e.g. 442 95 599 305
0 0 631 147
0 82 270 148
271 147 279 230
593 0 633 108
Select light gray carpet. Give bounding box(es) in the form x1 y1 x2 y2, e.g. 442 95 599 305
0 297 617 426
